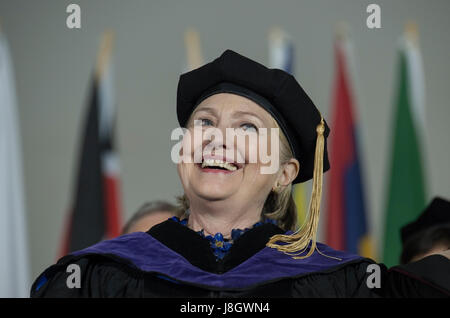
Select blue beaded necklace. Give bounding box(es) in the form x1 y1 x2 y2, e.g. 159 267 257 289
170 216 276 261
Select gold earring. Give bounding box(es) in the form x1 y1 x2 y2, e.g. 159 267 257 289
272 182 280 193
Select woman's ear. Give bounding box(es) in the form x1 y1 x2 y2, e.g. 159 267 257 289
277 158 299 187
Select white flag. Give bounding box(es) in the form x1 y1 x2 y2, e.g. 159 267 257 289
0 32 30 297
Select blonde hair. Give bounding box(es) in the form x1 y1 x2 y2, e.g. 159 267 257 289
266 118 331 260
175 119 298 231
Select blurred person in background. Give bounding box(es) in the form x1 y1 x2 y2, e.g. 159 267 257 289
400 197 450 264
122 201 183 234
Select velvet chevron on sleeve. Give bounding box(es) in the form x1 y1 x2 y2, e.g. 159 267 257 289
31 219 450 298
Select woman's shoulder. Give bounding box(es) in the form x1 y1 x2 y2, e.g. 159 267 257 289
287 248 450 297
31 232 153 297
31 254 143 297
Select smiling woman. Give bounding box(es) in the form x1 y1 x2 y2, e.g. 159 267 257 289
176 92 298 233
31 50 450 298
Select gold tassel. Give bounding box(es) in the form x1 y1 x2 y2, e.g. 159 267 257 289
267 116 328 259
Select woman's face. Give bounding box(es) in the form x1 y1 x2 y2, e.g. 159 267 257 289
177 93 282 208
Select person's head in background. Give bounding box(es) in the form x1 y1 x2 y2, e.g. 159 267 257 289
400 197 450 264
122 200 183 234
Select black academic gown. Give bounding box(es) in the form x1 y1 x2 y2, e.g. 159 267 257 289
31 219 450 297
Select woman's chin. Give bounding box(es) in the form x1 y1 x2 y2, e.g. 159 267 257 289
193 184 237 201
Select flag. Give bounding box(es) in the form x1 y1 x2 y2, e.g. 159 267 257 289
268 27 307 228
59 31 122 256
325 32 374 258
382 25 427 267
0 31 30 297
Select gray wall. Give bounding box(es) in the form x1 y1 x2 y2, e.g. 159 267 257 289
0 0 449 281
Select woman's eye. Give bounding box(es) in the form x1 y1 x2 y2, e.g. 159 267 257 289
196 118 214 126
238 123 258 133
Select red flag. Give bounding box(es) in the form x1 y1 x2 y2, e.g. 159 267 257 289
325 36 371 256
59 32 122 256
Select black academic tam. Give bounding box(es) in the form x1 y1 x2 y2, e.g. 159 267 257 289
177 49 331 184
31 219 450 298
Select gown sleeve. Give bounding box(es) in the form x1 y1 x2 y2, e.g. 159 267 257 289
291 254 450 297
30 255 144 298
31 253 450 297
382 254 450 297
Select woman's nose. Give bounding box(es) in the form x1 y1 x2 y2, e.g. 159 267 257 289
202 122 236 155
202 128 227 154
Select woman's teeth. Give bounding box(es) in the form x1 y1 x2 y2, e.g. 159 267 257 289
201 159 237 171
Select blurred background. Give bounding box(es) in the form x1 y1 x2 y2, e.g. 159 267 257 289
0 0 449 297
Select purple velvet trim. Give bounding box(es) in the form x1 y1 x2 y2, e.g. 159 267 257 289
71 232 362 290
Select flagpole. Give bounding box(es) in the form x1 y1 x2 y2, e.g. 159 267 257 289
184 28 203 70
404 21 419 47
95 30 115 82
268 26 285 45
335 21 349 41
